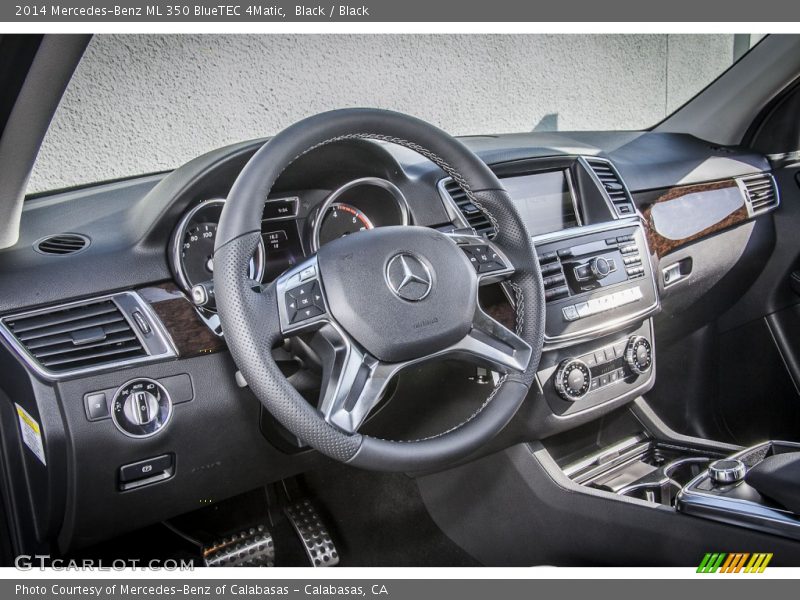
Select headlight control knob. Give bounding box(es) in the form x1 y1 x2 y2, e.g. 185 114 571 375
625 336 652 375
112 378 172 438
554 359 591 401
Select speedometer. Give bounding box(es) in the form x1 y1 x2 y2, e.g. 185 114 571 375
317 203 375 247
170 199 265 310
180 221 218 287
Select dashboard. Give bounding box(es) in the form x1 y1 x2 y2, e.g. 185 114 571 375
0 130 782 553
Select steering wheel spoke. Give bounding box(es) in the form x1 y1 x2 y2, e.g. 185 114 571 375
310 323 399 434
446 306 531 375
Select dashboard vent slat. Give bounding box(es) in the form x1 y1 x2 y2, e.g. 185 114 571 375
442 180 496 238
34 233 89 255
740 174 779 215
3 299 147 373
585 158 636 217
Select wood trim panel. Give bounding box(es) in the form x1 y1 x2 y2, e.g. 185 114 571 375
640 179 749 258
137 282 226 357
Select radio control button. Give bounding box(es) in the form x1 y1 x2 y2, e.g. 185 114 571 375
562 305 579 321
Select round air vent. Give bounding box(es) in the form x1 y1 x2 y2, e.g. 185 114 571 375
34 233 90 255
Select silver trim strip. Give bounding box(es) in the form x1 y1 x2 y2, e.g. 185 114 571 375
0 291 177 382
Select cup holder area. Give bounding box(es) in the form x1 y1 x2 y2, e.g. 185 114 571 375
563 438 723 508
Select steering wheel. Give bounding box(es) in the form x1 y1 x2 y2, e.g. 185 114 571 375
214 109 545 472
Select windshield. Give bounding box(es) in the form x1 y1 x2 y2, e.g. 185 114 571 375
28 34 761 194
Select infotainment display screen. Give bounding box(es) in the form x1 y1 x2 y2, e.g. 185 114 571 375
501 170 580 236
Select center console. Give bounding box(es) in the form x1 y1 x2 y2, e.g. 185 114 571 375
532 220 658 420
548 411 800 543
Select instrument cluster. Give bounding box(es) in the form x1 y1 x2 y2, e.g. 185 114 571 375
169 177 410 310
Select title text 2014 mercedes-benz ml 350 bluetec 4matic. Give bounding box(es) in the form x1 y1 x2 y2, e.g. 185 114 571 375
2 34 800 566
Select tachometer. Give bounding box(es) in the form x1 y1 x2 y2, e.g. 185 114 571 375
311 177 409 251
317 202 375 247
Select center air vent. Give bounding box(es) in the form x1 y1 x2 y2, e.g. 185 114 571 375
34 233 89 255
739 174 780 215
1 297 150 375
585 158 636 217
440 180 496 238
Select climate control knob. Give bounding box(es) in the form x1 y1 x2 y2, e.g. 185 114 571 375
625 336 652 375
554 359 592 401
112 378 172 438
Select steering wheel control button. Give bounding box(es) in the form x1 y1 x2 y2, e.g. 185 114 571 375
111 378 172 438
300 265 317 281
286 280 326 323
292 304 324 323
461 244 506 274
625 336 653 375
708 459 747 485
84 392 109 421
554 359 592 401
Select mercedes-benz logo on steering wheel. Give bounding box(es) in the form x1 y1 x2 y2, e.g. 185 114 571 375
385 253 433 301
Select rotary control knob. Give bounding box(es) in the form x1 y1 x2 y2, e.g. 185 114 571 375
708 459 746 485
625 336 652 375
589 256 612 280
112 378 172 438
554 359 591 401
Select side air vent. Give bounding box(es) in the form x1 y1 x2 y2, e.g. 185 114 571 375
34 233 89 255
1 297 149 375
585 158 636 217
441 179 496 238
739 174 780 215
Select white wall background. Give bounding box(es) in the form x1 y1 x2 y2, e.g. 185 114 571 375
28 34 740 193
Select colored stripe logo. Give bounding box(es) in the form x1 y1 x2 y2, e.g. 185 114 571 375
697 553 773 573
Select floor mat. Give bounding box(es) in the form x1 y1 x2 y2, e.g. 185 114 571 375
299 462 482 567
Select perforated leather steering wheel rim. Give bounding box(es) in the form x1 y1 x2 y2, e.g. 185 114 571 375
214 108 545 472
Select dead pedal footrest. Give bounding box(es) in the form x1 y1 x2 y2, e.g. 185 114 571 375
202 525 275 567
284 499 340 567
